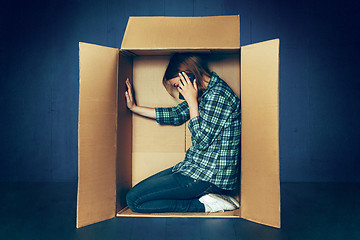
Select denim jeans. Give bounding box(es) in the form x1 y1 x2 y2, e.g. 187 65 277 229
126 167 226 213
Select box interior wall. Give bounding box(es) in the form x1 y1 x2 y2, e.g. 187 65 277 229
115 51 241 217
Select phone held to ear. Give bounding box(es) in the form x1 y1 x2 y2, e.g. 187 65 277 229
179 72 195 100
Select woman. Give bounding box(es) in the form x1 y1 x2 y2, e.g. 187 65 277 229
125 53 241 213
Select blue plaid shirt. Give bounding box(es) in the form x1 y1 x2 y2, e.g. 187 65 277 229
155 72 241 190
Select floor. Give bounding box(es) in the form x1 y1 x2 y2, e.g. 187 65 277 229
0 182 359 240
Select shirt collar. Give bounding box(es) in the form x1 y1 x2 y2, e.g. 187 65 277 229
201 72 218 98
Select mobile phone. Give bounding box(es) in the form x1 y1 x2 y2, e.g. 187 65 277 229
179 72 195 100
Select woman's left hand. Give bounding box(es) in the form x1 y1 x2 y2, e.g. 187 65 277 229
177 72 198 105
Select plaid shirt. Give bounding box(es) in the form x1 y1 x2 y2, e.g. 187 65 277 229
155 72 241 190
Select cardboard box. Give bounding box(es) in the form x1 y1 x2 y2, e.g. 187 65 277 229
77 15 280 229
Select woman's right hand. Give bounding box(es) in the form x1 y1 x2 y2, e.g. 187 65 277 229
125 78 136 111
124 77 156 119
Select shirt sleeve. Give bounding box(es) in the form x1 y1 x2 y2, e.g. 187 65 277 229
188 93 232 150
155 101 190 125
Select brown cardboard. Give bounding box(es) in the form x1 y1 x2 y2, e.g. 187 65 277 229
121 16 240 51
77 15 280 229
131 56 186 186
241 39 280 228
77 43 119 228
132 153 185 186
115 52 133 214
117 207 240 218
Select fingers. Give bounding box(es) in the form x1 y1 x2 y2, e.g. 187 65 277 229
125 91 131 103
176 73 184 93
126 78 132 92
179 72 190 85
177 86 182 93
193 79 198 91
125 78 134 102
178 73 184 87
182 72 190 84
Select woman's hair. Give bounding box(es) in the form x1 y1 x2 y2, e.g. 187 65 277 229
162 53 212 96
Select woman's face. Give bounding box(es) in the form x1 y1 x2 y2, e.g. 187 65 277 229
168 76 181 88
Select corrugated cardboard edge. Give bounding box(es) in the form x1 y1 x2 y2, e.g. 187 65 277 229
117 207 240 218
76 43 81 229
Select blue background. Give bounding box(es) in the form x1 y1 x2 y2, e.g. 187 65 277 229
1 0 359 182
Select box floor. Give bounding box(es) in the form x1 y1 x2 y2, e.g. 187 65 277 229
1 182 359 240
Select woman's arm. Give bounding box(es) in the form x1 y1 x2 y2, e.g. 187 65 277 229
125 78 156 119
188 93 233 150
130 105 156 119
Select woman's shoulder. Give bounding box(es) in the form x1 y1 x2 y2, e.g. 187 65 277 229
208 77 240 107
213 78 232 93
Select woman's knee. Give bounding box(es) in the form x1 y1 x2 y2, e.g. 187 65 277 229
126 169 174 212
126 188 139 212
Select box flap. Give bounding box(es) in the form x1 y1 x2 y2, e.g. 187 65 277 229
77 42 119 228
121 15 240 50
240 39 281 228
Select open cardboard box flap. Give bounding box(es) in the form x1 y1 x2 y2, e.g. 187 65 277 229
121 15 240 51
77 15 280 229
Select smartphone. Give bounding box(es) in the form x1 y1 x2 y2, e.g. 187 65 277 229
179 72 195 100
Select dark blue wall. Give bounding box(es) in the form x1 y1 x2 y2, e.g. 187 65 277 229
1 0 359 182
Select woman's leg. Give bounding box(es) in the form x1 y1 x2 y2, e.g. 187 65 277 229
126 168 223 213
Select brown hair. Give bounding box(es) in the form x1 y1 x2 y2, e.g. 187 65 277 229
162 53 212 96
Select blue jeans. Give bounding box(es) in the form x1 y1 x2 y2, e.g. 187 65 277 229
126 167 226 213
